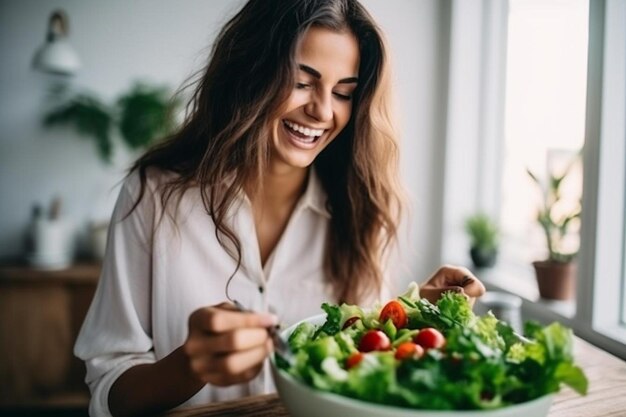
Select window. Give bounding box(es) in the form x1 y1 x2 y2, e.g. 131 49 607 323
439 0 625 358
500 0 588 278
501 0 626 354
498 0 626 353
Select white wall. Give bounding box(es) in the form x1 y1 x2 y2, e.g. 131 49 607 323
0 0 449 287
362 1 451 287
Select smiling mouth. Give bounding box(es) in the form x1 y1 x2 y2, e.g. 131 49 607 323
282 120 326 145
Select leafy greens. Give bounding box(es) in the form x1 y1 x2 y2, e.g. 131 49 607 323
278 285 588 411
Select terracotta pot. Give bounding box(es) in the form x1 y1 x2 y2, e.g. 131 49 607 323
532 260 577 300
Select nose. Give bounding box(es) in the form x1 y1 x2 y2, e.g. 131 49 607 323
305 90 333 122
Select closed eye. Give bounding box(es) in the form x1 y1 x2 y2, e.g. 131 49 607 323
333 92 353 101
296 82 311 89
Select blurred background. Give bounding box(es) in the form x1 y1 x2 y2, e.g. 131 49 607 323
0 0 448 280
1 0 624 414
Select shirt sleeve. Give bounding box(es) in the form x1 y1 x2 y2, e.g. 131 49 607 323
74 171 158 417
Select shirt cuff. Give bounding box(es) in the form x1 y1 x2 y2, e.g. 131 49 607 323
88 354 156 417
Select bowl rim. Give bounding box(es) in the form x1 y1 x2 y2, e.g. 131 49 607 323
271 314 554 415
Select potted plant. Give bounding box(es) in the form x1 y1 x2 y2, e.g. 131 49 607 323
527 158 581 300
464 213 499 268
43 82 180 163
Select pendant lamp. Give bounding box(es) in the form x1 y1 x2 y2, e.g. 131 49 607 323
32 10 81 76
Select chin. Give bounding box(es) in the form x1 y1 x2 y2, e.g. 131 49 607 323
273 150 317 170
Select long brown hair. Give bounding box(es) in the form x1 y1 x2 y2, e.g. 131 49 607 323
129 0 402 304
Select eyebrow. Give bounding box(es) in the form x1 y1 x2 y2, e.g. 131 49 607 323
298 64 358 84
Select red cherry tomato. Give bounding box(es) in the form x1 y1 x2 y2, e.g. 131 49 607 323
394 342 424 360
358 330 391 352
379 300 408 329
345 352 364 369
413 328 446 350
342 316 361 330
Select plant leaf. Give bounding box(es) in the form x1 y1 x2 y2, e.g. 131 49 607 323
117 83 178 149
43 95 114 163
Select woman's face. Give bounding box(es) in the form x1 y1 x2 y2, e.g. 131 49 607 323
271 26 360 171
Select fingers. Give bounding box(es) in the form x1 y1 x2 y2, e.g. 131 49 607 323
190 343 270 385
189 305 277 334
419 265 486 303
437 265 475 286
461 275 486 298
184 303 276 388
186 327 271 354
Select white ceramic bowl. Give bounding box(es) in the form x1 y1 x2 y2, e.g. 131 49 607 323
271 314 553 417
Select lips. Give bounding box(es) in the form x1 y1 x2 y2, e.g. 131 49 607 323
283 120 325 137
281 120 327 148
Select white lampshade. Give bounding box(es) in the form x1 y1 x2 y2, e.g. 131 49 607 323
32 10 81 76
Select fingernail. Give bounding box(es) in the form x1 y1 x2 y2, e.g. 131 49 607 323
259 313 279 327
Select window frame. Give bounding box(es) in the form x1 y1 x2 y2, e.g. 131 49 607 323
577 0 626 346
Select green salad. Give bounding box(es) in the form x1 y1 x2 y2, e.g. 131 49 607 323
276 283 588 410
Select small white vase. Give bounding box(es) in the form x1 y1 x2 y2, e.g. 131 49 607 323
27 219 73 270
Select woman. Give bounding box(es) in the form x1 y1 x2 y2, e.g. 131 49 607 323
75 0 485 415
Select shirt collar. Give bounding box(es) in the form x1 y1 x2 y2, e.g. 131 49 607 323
300 166 331 219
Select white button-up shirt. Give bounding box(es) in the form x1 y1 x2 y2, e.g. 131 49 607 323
74 167 370 416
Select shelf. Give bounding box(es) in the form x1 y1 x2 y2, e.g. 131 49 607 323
0 262 101 285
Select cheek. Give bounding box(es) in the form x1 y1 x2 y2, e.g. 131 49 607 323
336 105 353 130
283 90 308 113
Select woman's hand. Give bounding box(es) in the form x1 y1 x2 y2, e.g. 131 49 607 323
419 265 486 306
183 303 278 387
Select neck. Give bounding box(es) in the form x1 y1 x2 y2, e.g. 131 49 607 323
247 163 309 209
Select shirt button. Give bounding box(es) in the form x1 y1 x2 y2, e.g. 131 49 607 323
258 286 264 294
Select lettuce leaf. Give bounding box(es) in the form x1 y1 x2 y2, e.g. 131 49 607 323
437 291 475 327
313 303 342 339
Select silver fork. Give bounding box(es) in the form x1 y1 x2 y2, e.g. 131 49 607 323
232 300 294 365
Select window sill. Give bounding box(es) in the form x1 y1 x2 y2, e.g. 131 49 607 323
474 264 576 320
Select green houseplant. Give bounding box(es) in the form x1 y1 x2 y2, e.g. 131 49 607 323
527 158 581 300
464 213 499 268
42 82 181 260
43 82 180 163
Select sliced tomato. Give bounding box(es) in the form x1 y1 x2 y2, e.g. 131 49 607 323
394 342 424 360
379 300 408 329
358 330 391 352
342 316 361 330
413 327 446 350
345 352 364 369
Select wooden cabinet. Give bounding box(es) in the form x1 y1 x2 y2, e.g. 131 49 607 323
0 263 100 411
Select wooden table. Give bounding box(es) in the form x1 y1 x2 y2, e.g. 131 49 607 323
166 337 626 417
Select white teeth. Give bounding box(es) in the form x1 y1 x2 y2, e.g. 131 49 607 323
284 120 324 137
